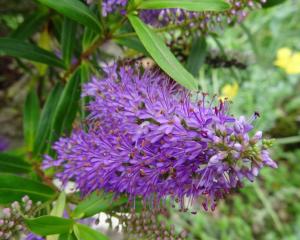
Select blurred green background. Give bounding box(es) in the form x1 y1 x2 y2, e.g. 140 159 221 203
0 0 299 239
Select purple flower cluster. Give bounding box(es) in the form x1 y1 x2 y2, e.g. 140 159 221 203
44 64 277 210
88 0 266 30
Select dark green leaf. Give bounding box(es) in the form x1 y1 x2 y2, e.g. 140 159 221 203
72 192 128 219
33 83 64 157
47 70 81 155
25 216 74 236
61 17 77 66
115 36 149 56
37 0 101 33
74 224 109 240
0 153 31 174
0 174 55 204
80 62 90 120
10 10 48 40
262 0 287 8
24 90 40 152
186 36 207 77
138 0 230 11
128 15 198 90
0 38 65 68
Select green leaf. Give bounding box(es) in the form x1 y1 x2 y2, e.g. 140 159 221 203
48 192 67 240
138 0 230 11
80 62 90 120
58 233 77 240
0 153 31 174
37 0 101 33
0 174 55 204
61 17 77 66
24 89 40 152
186 36 207 77
0 38 65 69
51 192 66 217
25 216 74 236
72 192 128 219
10 10 48 40
83 27 97 51
262 0 287 8
115 36 149 56
128 15 198 90
33 83 64 157
47 70 81 155
73 224 109 240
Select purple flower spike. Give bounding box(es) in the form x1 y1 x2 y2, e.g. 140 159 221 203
0 137 8 152
44 64 277 211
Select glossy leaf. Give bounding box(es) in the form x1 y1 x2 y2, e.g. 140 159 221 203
139 0 230 11
25 216 74 236
58 233 77 240
34 83 63 157
128 15 198 90
186 36 207 77
47 70 81 155
37 0 101 33
0 38 65 68
24 90 40 152
0 153 31 174
61 17 77 66
74 224 109 240
0 174 55 204
72 192 128 219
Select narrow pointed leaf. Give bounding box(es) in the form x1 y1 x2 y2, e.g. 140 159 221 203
186 36 207 77
139 0 230 11
72 192 128 219
24 90 40 152
61 17 77 66
0 38 65 68
128 15 198 90
37 0 101 33
34 83 64 157
25 216 74 236
47 70 81 155
74 224 109 240
0 174 55 204
0 153 31 174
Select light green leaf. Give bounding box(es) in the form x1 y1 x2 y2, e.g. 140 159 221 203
0 38 65 68
37 0 101 33
139 0 230 11
0 174 55 204
74 224 109 240
48 192 67 240
72 192 128 219
128 15 198 90
25 216 74 236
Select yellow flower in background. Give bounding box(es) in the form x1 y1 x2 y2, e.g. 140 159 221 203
274 47 300 74
220 82 239 101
